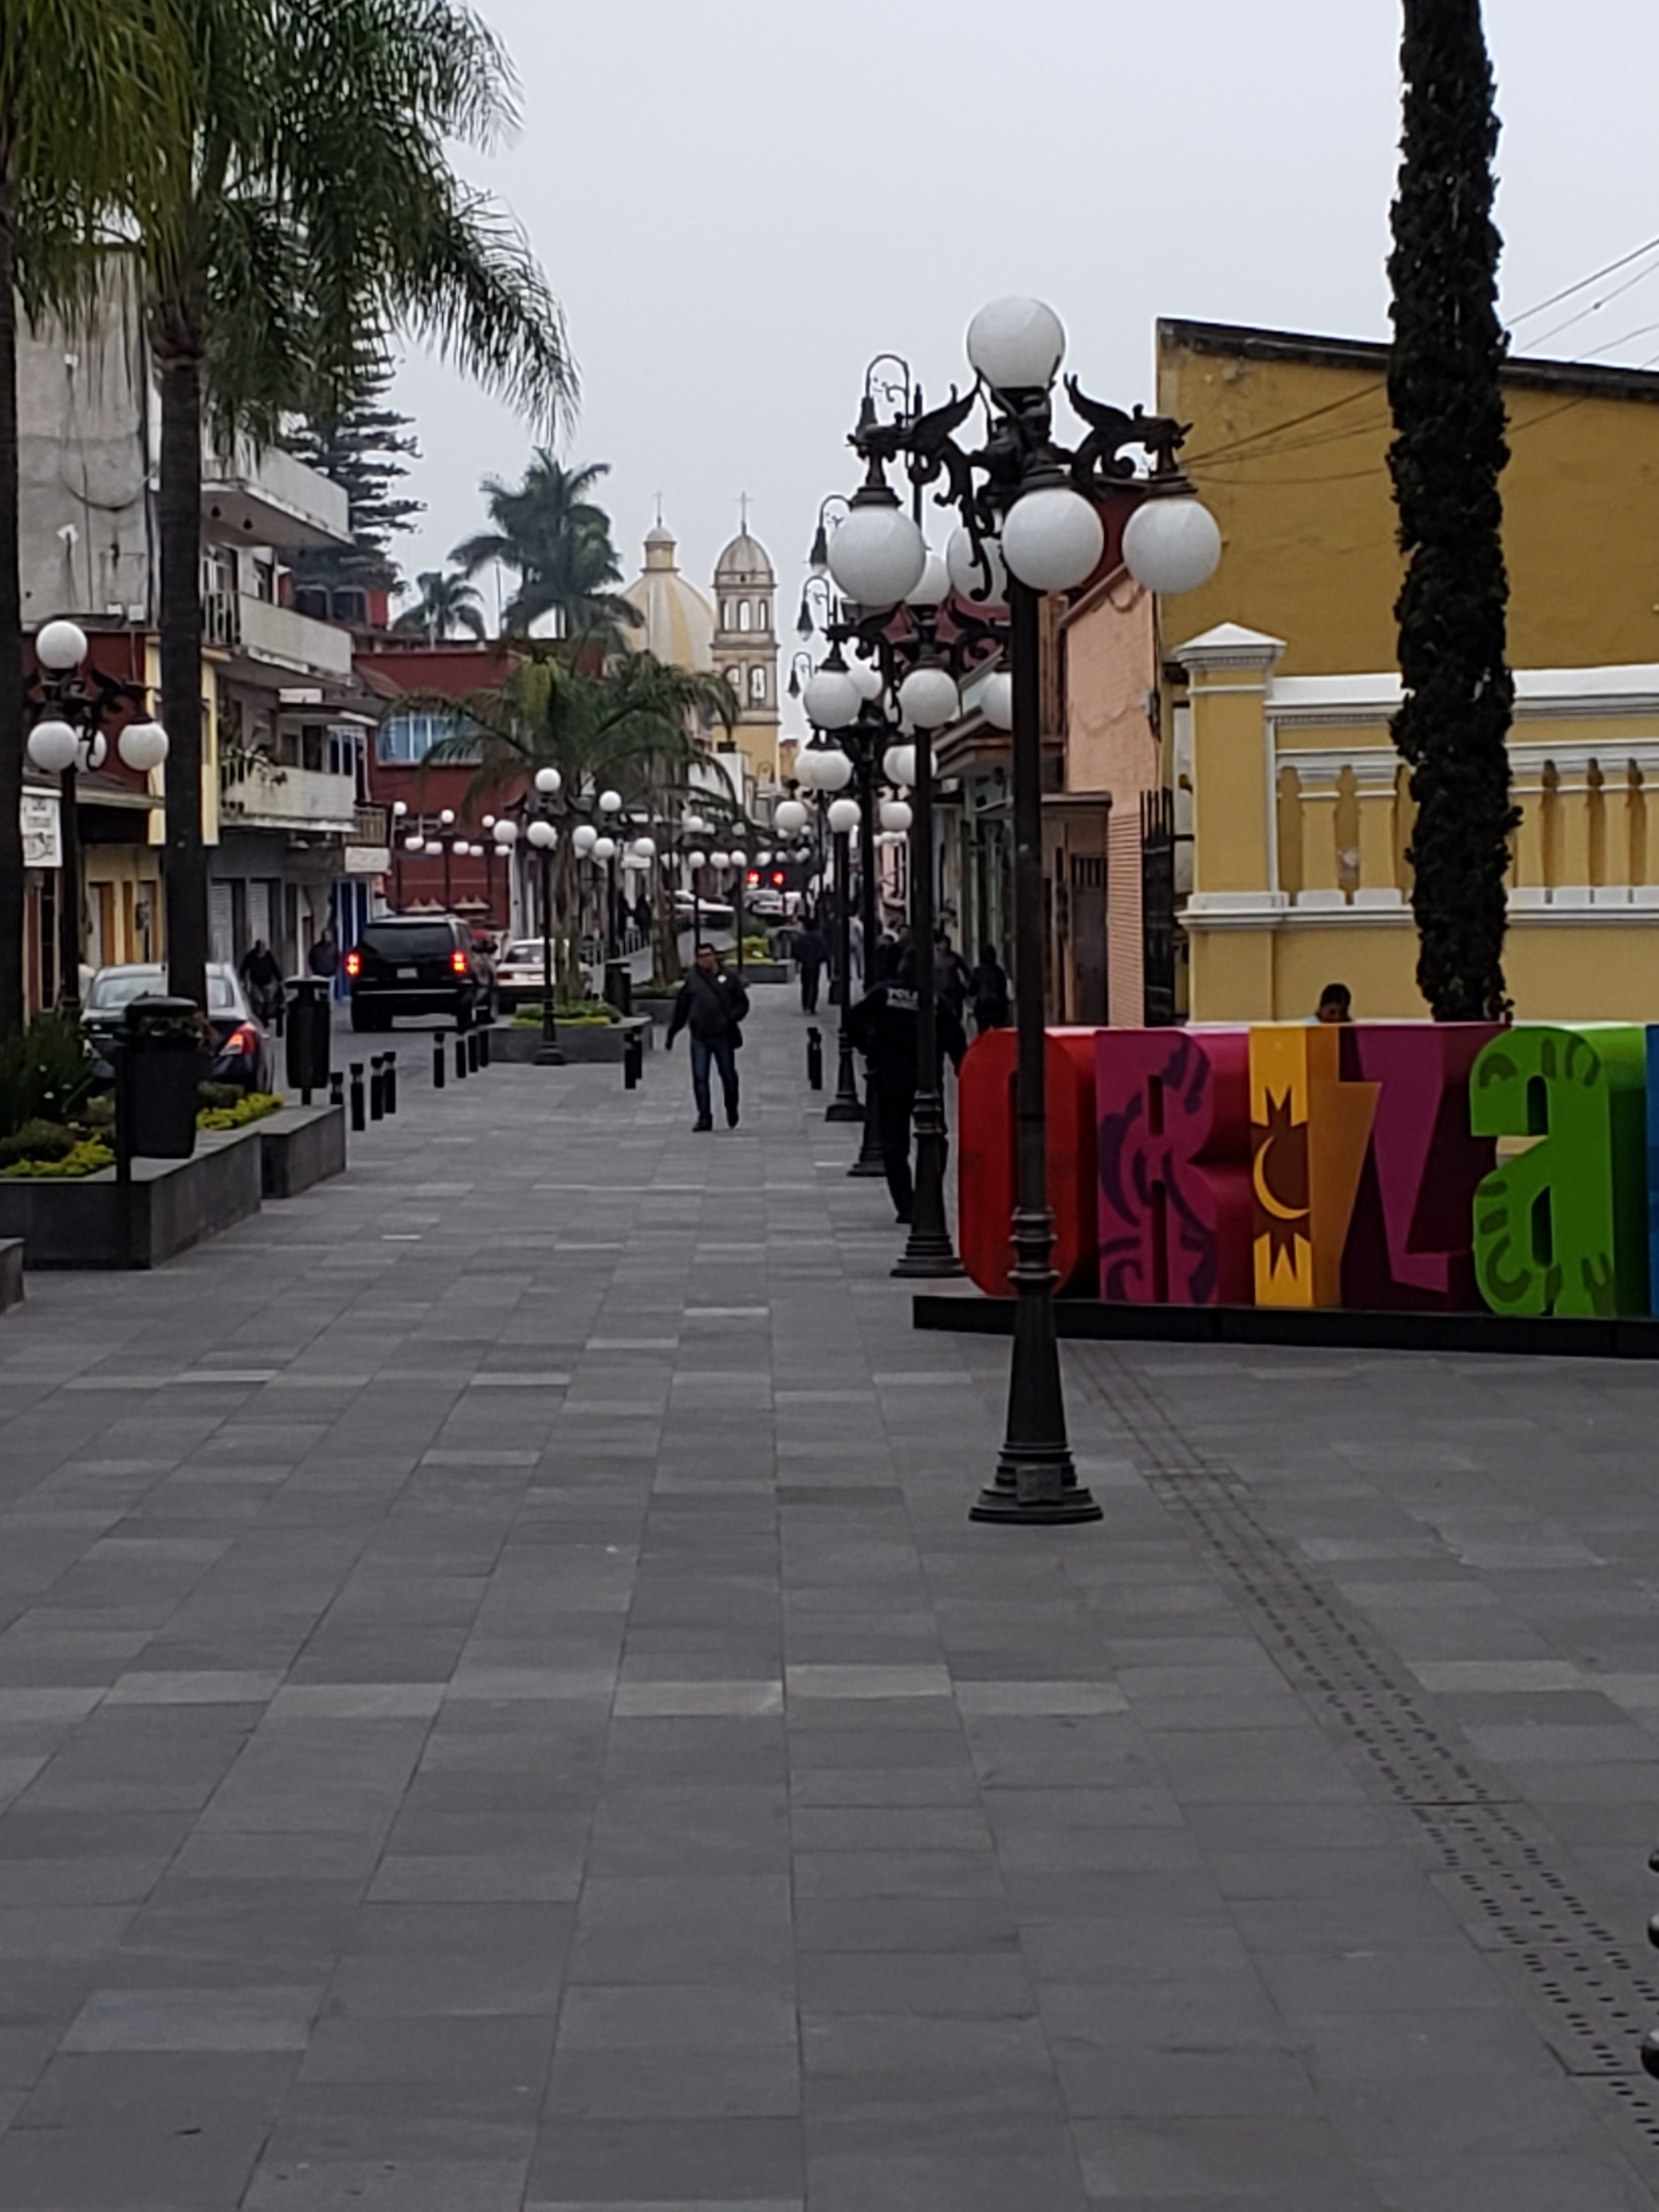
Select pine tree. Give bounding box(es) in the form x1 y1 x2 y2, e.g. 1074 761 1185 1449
1388 0 1517 1021
282 352 424 591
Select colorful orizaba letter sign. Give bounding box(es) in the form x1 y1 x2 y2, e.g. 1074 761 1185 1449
1094 1028 1253 1304
1469 1025 1649 1317
1249 1025 1377 1307
1338 1025 1501 1310
958 1028 1099 1297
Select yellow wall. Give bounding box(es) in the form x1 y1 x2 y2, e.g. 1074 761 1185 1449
1159 329 1659 676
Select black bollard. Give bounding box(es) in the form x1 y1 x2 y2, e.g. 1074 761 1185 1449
369 1055 385 1122
467 1029 481 1074
328 1070 344 1110
384 1051 397 1115
624 1028 643 1090
478 1024 490 1068
806 1026 824 1090
432 1031 446 1090
349 1061 366 1133
454 1033 468 1081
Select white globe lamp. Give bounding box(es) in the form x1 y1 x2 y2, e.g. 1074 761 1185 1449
729 848 747 869
827 797 861 836
906 549 951 608
572 822 597 855
493 818 520 847
534 766 561 796
826 504 927 608
846 656 884 702
593 836 617 862
880 798 913 833
946 526 1007 607
966 297 1066 392
773 798 808 836
1121 495 1224 596
117 719 169 773
392 799 409 819
897 665 960 730
1002 486 1105 593
980 672 1015 731
687 849 707 871
811 746 853 793
26 719 79 773
802 665 860 731
527 818 555 849
35 619 89 672
405 834 426 853
883 743 916 788
599 788 622 814
632 835 656 859
710 849 729 871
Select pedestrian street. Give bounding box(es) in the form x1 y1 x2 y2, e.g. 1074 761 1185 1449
0 988 1657 2209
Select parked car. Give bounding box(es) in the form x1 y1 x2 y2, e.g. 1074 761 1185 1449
82 963 273 1093
671 889 735 929
492 936 593 1013
746 886 786 919
344 915 492 1031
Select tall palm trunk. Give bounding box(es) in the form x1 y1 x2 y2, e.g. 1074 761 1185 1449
155 307 208 1008
0 154 27 1033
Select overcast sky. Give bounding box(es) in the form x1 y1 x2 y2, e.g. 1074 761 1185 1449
390 0 1659 727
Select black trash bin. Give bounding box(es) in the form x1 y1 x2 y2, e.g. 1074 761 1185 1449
285 977 333 1102
115 996 206 1163
603 959 632 1017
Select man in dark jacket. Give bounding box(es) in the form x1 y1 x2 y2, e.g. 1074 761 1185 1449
665 944 751 1130
845 952 967 1222
792 917 828 1013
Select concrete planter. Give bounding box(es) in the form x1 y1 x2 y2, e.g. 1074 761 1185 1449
260 1103 346 1199
0 1124 263 1270
0 1240 21 1314
490 1014 653 1066
737 962 791 986
633 994 678 1024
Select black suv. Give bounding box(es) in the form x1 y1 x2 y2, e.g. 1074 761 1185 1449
345 915 491 1031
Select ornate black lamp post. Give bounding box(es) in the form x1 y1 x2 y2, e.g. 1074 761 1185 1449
822 298 1222 1523
491 766 564 1064
24 619 169 1016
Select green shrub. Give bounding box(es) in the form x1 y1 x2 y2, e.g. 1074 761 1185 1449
512 1002 620 1027
198 1080 244 1112
741 936 771 963
0 1120 77 1169
0 1138 113 1180
0 1013 94 1142
198 1092 283 1132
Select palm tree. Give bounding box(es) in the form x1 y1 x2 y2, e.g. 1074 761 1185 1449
141 0 576 1007
1 1 188 1029
394 569 487 642
451 452 640 645
417 648 739 995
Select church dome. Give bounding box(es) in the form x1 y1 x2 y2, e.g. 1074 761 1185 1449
621 521 714 672
714 531 774 587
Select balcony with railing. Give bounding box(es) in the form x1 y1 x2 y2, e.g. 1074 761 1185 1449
220 751 359 835
202 590 353 680
202 439 352 552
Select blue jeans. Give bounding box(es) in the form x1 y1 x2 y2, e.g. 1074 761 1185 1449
691 1034 739 1124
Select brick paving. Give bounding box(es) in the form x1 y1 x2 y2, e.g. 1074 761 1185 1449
0 989 1656 2207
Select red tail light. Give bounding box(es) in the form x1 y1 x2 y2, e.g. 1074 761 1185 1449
746 871 759 886
450 949 469 976
344 949 362 978
224 1022 258 1056
771 871 785 886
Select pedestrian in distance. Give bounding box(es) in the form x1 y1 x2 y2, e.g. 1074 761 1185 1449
665 942 751 1130
792 917 828 1014
846 950 968 1224
307 927 339 982
239 938 284 1028
968 944 1010 1033
933 928 971 1025
1315 981 1353 1023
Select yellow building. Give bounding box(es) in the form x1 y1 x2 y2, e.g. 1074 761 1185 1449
1056 321 1659 1023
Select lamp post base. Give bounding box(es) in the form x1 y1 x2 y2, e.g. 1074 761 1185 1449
534 1046 565 1067
825 1098 863 1122
849 1069 886 1176
970 1464 1102 1525
893 1246 964 1280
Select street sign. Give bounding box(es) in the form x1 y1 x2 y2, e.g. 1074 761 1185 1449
21 790 60 869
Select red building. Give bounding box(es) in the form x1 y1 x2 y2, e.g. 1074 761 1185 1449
356 641 519 932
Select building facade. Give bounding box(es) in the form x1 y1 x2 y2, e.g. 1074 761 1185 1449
15 273 385 1005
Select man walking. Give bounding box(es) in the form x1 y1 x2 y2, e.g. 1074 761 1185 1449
666 943 751 1131
846 950 967 1222
793 915 828 1014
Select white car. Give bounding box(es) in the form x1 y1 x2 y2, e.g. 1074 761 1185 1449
493 937 591 1012
672 890 735 928
745 887 786 919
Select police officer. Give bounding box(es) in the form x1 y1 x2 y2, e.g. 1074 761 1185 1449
845 951 967 1224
